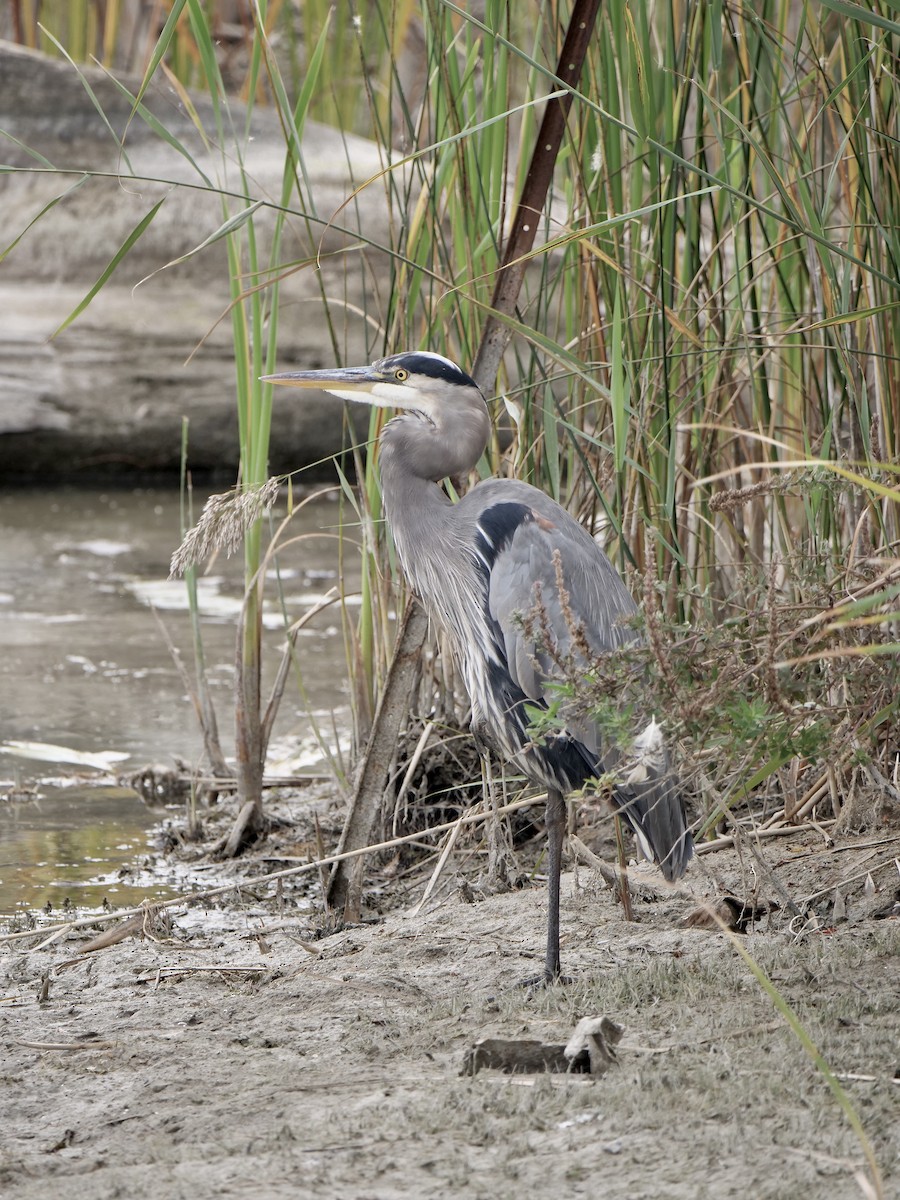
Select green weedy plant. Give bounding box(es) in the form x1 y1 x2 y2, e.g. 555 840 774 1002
131 0 340 848
19 0 355 846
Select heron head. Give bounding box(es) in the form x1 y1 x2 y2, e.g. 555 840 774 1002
261 351 483 420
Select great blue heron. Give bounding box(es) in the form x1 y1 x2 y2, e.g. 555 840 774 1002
264 351 693 981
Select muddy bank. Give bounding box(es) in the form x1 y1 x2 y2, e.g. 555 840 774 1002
1 793 897 1199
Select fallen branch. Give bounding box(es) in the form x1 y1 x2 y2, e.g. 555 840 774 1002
696 820 836 855
326 598 430 921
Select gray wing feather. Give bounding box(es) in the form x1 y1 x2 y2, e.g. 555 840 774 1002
485 504 637 708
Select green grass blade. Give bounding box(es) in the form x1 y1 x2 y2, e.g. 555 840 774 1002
0 173 88 262
50 197 165 338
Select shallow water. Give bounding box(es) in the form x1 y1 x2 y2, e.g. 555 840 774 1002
0 783 170 913
0 486 356 912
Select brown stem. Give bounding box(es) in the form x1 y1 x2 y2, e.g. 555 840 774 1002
471 0 603 395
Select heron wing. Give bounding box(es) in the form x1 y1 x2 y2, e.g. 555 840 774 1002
466 488 692 880
465 493 636 755
477 497 637 696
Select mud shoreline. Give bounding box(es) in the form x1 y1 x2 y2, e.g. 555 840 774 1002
1 790 897 1199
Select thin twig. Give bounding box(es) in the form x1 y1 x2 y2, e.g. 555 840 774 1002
569 834 686 900
800 857 900 905
409 805 474 917
696 820 836 855
16 1040 117 1052
136 965 267 980
392 720 435 831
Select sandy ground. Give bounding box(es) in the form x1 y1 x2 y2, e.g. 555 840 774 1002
1 794 898 1200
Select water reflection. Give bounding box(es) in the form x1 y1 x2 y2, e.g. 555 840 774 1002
0 486 355 911
0 784 165 913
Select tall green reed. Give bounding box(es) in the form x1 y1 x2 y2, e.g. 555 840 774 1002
41 0 346 831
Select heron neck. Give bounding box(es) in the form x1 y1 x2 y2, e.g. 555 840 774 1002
377 444 452 525
378 406 486 586
378 400 490 484
376 452 453 597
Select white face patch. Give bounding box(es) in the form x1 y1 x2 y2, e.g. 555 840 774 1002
370 381 440 419
370 381 429 408
323 381 417 409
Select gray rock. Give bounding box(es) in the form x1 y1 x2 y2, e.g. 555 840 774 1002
0 41 387 481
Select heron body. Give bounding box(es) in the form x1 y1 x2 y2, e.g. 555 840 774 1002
265 351 693 981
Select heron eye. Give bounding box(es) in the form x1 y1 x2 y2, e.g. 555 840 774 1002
394 368 409 381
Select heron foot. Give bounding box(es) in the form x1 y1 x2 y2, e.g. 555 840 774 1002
483 969 573 1005
516 971 573 995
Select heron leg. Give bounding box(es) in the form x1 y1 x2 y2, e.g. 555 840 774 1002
483 754 515 888
544 788 566 981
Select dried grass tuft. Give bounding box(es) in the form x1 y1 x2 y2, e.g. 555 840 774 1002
169 478 283 576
